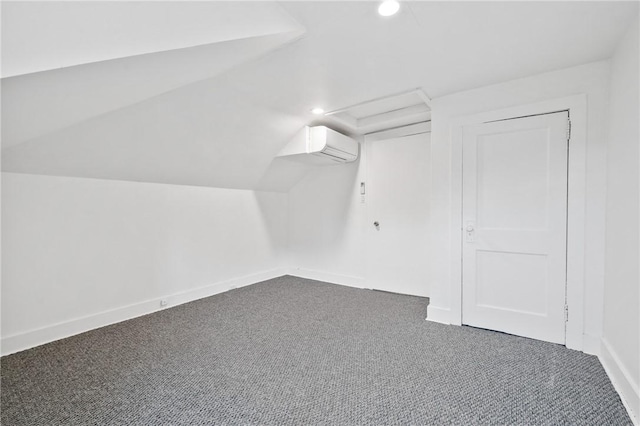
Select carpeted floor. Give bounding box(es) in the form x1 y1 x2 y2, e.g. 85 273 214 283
1 275 632 425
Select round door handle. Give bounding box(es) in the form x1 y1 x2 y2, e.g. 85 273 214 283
373 221 380 227
466 225 474 232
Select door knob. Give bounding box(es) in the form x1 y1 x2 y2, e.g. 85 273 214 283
466 222 475 242
373 221 380 227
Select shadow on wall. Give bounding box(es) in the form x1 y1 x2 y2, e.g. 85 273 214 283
252 190 289 269
286 156 363 275
255 156 317 193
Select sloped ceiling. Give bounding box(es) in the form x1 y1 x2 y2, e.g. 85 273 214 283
2 1 638 192
2 32 304 147
2 77 308 190
1 2 304 78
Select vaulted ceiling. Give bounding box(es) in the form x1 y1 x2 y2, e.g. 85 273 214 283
2 1 637 191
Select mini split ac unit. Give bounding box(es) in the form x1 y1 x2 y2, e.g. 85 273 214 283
277 126 359 165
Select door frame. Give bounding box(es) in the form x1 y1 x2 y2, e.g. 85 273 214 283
449 95 586 351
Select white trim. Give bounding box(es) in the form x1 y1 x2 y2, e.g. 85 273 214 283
1 268 287 356
582 334 602 356
449 95 587 350
415 88 433 109
364 121 431 142
600 338 640 425
288 268 433 299
287 268 365 289
325 88 432 117
426 305 451 325
450 122 463 327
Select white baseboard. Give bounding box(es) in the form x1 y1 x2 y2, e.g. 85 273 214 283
426 305 450 325
599 338 639 425
1 268 286 356
287 268 365 289
582 334 602 356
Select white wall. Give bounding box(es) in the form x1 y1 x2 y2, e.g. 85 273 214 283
602 17 639 421
1 172 288 355
287 159 366 286
287 134 431 295
428 61 611 344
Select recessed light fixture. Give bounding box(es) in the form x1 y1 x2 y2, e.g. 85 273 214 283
311 107 325 115
378 0 400 17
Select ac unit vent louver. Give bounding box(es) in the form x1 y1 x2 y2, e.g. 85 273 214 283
277 126 358 165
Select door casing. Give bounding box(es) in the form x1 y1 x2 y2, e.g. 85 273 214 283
448 95 587 351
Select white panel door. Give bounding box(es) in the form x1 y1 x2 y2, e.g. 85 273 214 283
366 132 430 297
462 111 569 344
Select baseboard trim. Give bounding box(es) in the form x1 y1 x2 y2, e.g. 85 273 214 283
582 334 602 356
287 268 365 289
426 305 450 325
599 338 639 425
1 268 286 356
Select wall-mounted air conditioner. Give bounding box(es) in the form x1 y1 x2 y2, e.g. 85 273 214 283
277 126 359 165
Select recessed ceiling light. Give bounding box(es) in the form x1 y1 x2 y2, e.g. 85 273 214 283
311 107 325 115
378 0 400 17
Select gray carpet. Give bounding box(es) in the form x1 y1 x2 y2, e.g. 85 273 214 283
1 276 632 425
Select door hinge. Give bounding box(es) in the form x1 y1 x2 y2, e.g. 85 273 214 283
564 305 569 322
566 119 572 141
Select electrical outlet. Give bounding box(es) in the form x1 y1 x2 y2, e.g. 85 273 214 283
160 299 168 307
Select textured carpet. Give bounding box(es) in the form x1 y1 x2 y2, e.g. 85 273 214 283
1 275 632 425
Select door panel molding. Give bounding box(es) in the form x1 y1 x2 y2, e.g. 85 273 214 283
448 94 587 351
461 111 568 344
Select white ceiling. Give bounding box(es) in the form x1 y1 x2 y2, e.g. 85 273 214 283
232 1 637 115
1 31 303 148
2 1 637 191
